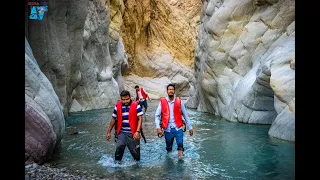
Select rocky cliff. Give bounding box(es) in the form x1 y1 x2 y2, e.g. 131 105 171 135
26 0 128 116
25 0 128 164
25 38 65 164
186 0 295 141
121 0 202 98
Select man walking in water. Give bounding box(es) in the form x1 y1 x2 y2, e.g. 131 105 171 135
135 85 151 116
155 84 193 158
106 90 143 162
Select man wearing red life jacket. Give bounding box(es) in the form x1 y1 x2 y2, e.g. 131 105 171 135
155 84 194 158
106 90 143 162
135 85 151 115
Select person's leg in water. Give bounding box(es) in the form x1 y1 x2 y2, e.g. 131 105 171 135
143 100 148 116
164 129 175 152
126 133 140 161
115 132 127 162
176 129 184 158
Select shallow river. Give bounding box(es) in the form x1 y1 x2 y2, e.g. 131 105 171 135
48 100 294 180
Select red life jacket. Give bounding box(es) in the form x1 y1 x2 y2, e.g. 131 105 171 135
160 97 183 129
116 101 138 135
136 88 148 100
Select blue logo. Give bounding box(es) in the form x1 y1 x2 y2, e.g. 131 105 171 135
29 6 48 20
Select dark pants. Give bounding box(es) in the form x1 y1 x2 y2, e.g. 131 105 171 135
115 132 140 161
164 128 184 152
139 100 148 110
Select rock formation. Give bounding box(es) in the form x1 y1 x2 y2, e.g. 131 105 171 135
121 0 202 98
187 0 295 141
25 38 65 164
25 0 128 164
26 0 128 116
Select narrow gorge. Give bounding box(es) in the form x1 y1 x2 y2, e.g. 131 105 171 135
25 0 295 174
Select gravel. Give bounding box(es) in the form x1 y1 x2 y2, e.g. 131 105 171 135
25 163 106 180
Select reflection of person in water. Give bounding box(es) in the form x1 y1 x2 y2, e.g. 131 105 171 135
161 156 187 178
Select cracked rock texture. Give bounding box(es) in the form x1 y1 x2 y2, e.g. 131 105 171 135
187 0 295 141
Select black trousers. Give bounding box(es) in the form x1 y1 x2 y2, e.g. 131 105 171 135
115 132 140 161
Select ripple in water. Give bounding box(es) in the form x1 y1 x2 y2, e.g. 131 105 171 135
97 137 201 168
98 155 138 168
48 101 294 179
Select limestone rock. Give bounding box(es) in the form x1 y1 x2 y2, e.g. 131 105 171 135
71 0 120 112
26 0 128 115
191 0 295 141
109 0 129 92
121 0 202 96
25 38 65 164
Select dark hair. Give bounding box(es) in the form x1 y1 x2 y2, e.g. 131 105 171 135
134 85 139 88
167 83 175 90
120 90 131 97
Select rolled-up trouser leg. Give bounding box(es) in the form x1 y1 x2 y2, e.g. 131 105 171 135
126 133 140 161
115 132 126 161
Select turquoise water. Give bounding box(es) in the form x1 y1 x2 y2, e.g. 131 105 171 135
48 101 295 179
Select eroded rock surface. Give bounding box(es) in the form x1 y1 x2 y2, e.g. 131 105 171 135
25 38 65 164
188 0 295 141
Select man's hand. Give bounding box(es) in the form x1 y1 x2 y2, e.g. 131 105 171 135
106 132 111 141
133 132 141 140
189 129 194 136
157 128 164 136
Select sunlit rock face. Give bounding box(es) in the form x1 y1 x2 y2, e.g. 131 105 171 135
121 0 202 98
188 0 295 141
26 0 128 115
25 38 65 164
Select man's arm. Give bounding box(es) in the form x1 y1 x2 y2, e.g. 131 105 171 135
106 106 117 141
133 115 142 140
106 117 116 141
155 102 164 136
137 115 142 132
155 102 161 129
133 104 143 140
143 88 151 101
181 100 193 136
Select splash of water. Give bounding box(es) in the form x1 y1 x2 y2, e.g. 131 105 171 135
98 155 138 168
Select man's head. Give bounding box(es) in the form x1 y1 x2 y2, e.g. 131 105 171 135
120 90 131 106
135 85 139 91
166 84 175 98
